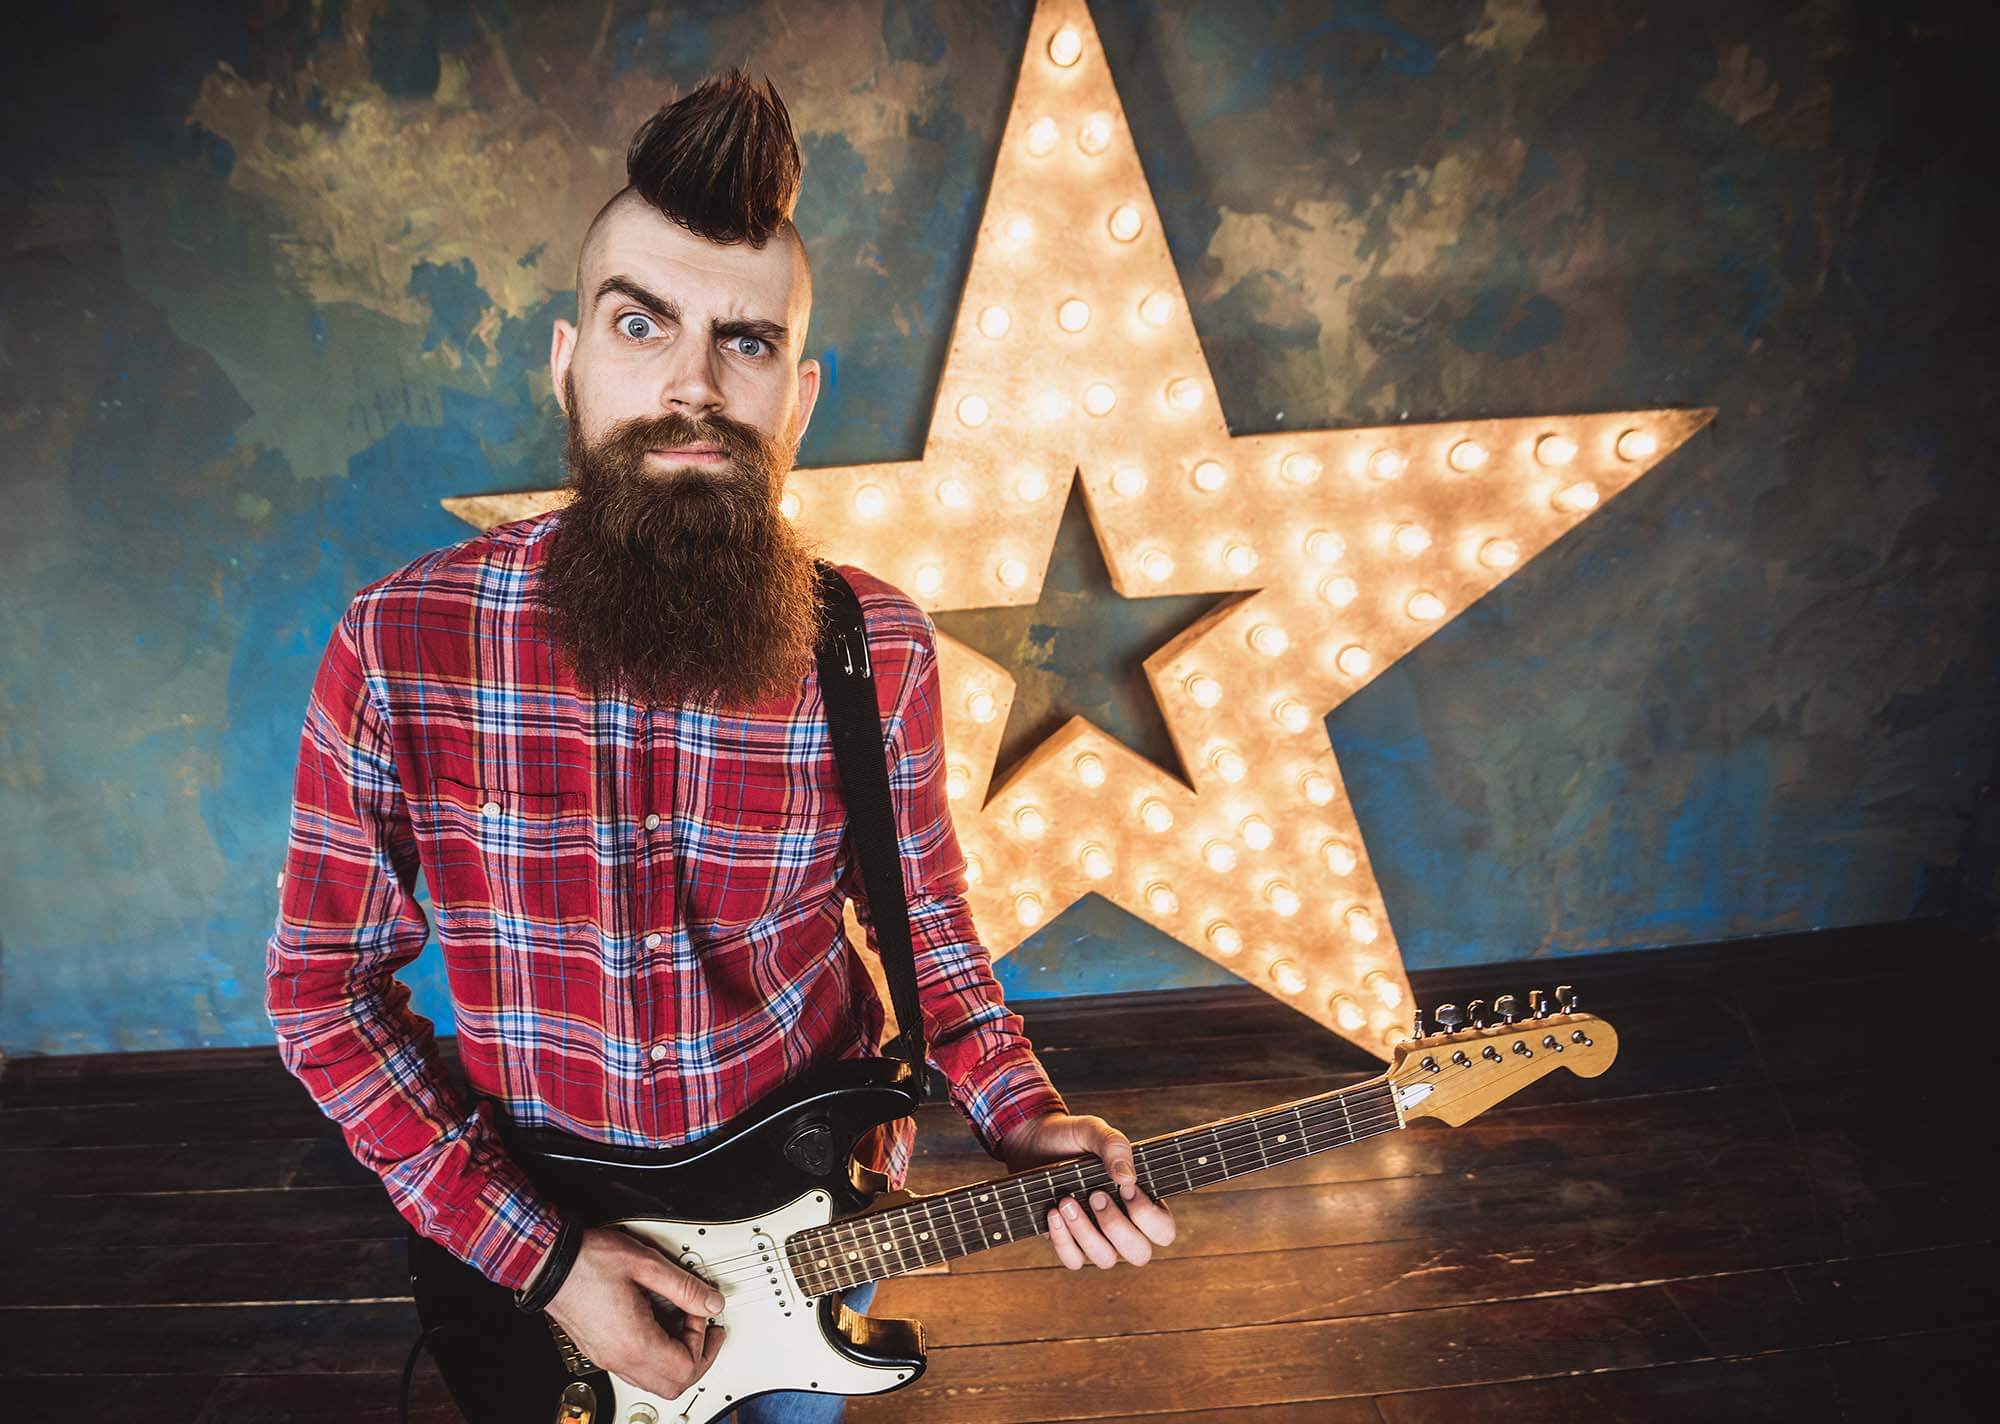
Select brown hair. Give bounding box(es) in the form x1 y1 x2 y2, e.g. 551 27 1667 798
624 68 802 247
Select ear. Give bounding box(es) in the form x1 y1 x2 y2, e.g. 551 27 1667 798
550 318 578 413
793 356 822 447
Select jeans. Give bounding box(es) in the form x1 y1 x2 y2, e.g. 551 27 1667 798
720 1280 880 1424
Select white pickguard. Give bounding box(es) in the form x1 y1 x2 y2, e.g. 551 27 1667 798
597 1189 915 1424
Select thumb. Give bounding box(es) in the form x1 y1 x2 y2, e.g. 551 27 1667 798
1090 1121 1140 1193
643 1256 726 1317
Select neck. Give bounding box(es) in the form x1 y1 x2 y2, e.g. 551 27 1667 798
785 1076 1401 1296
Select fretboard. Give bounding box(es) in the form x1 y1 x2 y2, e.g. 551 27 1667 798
786 1078 1399 1296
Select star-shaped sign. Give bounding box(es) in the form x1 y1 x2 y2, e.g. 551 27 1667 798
445 0 1713 1059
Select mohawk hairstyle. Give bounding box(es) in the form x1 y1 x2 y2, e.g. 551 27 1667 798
624 68 802 247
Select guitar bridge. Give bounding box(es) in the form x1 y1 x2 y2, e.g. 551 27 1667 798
545 1315 600 1377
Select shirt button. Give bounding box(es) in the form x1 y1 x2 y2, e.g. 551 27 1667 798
649 1043 668 1063
644 813 661 830
645 932 663 949
480 800 501 818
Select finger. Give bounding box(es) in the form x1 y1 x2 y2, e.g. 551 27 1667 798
693 1320 727 1377
1046 1200 1087 1270
1093 1127 1141 1199
1124 1191 1177 1247
1089 1188 1153 1266
645 1257 727 1318
1072 1192 1120 1269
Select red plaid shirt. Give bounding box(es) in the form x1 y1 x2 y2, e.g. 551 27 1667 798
265 511 1066 1292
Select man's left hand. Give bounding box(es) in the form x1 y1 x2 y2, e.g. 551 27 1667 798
997 1112 1176 1270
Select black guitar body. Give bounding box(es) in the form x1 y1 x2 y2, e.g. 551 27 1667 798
408 1055 927 1424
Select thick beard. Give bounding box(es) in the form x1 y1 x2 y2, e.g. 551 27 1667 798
535 379 825 709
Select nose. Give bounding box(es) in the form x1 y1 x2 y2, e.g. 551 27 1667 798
657 334 724 419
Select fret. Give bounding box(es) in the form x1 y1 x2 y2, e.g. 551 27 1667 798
1289 1103 1310 1161
1336 1088 1355 1145
1009 1175 1039 1241
1251 1112 1272 1172
916 1195 944 1267
1173 1130 1197 1193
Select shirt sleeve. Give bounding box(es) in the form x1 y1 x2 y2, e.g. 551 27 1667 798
840 610 1068 1159
264 605 564 1293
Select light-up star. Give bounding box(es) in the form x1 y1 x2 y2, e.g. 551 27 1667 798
444 0 1714 1060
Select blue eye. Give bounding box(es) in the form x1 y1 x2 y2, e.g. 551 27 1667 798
619 314 654 340
731 335 768 358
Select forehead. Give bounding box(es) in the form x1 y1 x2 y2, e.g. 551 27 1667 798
583 201 802 319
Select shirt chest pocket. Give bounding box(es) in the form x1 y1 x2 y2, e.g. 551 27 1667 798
424 774 596 927
691 763 843 931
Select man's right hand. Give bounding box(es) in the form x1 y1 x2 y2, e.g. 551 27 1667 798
546 1226 728 1399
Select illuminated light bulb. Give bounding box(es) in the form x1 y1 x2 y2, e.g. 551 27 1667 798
1393 522 1432 556
1166 377 1203 411
1057 298 1091 332
997 556 1029 589
1002 214 1034 247
1281 451 1322 485
1365 969 1404 1008
936 477 970 510
1139 797 1174 833
779 490 801 521
1108 204 1143 242
1536 432 1579 466
1239 816 1273 851
977 305 1011 339
1139 548 1175 582
1335 645 1373 679
1368 448 1409 481
1617 428 1659 461
1305 530 1345 565
1331 993 1368 1033
1184 672 1222 708
1248 622 1288 656
1145 880 1180 915
1077 112 1113 156
1270 958 1308 994
1319 840 1356 877
1083 383 1117 417
945 763 969 800
1478 538 1520 569
1074 752 1106 788
1080 842 1113 879
1024 117 1058 157
1047 25 1083 66
963 853 983 885
1300 771 1336 806
956 394 990 428
1210 746 1247 783
1192 459 1227 492
1264 879 1301 917
1407 591 1446 621
914 564 944 598
1345 905 1380 943
1031 390 1072 422
1448 439 1489 472
1553 481 1601 513
966 688 998 723
1318 576 1359 609
1015 468 1049 502
1224 542 1259 576
1202 839 1238 873
1139 291 1175 326
1273 698 1311 734
1207 920 1242 956
853 484 886 519
1015 890 1043 927
1013 804 1047 839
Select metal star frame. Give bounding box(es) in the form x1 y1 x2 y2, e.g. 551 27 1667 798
444 0 1714 1059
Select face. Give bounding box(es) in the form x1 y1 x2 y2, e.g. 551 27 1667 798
535 197 829 710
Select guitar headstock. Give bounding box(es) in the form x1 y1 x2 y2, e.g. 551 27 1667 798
1384 984 1617 1127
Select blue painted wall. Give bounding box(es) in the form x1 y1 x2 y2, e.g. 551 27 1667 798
3 0 1995 1055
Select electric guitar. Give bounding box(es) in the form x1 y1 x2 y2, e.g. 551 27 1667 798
408 987 1616 1424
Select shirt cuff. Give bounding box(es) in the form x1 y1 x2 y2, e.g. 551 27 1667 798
952 1047 1069 1160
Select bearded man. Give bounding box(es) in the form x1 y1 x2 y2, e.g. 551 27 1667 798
266 70 1172 1424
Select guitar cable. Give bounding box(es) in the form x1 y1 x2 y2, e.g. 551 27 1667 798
400 1319 476 1424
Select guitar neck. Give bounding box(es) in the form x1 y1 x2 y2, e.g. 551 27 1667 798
787 1077 1400 1296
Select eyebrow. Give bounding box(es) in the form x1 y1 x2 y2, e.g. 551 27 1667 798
593 275 790 348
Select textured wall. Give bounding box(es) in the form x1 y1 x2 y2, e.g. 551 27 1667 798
3 0 1995 1055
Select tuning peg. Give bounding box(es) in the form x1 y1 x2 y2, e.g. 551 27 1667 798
1412 1008 1427 1039
1434 1003 1464 1035
1555 984 1577 1015
1528 989 1548 1019
1465 998 1488 1029
1494 994 1521 1025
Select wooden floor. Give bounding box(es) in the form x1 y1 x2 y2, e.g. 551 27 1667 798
2 920 1993 1422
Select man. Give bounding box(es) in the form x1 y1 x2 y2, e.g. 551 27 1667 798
266 70 1173 1420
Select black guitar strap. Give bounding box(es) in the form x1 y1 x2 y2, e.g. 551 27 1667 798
812 560 930 1102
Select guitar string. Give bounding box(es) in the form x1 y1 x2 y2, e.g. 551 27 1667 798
681 1090 1410 1290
